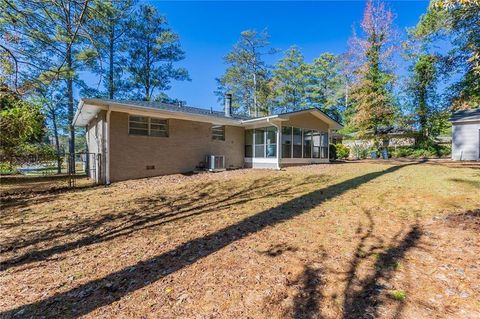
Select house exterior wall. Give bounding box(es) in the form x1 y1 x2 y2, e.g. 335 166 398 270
109 111 244 182
452 121 480 161
86 110 106 183
282 113 330 131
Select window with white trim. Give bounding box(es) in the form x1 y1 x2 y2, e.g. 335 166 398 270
212 125 225 141
129 116 168 137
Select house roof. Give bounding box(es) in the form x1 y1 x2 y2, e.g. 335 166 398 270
449 108 480 123
73 98 343 129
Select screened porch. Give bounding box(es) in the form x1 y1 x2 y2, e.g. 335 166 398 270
244 125 330 169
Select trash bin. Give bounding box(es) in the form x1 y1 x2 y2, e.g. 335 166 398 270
382 149 389 160
370 151 377 159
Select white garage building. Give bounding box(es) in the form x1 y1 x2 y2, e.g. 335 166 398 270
450 109 480 161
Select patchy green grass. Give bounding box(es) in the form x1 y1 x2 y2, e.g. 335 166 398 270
1 161 479 319
388 290 407 301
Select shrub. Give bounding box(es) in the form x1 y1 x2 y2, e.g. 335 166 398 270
0 162 16 174
336 144 350 159
329 144 337 160
350 144 370 159
389 144 451 159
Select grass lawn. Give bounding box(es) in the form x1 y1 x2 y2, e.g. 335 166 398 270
1 161 479 319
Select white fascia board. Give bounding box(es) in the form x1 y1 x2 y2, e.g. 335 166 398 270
241 116 287 128
73 101 108 127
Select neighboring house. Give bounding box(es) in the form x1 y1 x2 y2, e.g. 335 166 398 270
72 96 342 184
450 109 480 161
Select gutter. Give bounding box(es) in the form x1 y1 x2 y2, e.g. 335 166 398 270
72 99 85 126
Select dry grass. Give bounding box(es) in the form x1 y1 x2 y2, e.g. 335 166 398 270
1 161 479 319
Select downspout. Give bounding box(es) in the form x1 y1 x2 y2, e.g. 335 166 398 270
267 118 281 170
105 107 111 185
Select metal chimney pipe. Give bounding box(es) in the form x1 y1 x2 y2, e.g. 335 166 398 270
224 93 232 117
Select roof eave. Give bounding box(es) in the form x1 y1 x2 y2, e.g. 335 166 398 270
74 99 244 126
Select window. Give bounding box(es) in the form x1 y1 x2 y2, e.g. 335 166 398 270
129 116 149 136
266 127 277 158
245 129 253 157
129 116 168 137
212 125 225 141
254 128 265 158
312 131 321 158
282 126 292 158
293 128 302 158
150 118 169 137
303 130 312 158
321 132 329 158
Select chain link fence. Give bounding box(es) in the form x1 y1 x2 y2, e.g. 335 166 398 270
0 153 101 195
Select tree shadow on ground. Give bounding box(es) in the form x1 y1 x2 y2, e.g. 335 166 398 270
1 175 316 270
292 256 326 319
1 163 415 319
448 178 480 189
341 214 423 319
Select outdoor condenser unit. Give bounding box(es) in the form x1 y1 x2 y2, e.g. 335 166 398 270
206 155 226 171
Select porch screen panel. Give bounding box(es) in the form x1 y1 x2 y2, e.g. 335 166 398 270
266 127 277 158
303 130 312 158
321 132 329 158
245 129 253 157
292 128 302 158
254 128 265 158
312 131 321 158
281 126 292 158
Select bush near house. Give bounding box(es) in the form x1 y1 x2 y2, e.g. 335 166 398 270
329 144 350 160
389 144 451 159
336 144 350 159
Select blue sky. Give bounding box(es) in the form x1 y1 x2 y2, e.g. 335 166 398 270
107 1 431 111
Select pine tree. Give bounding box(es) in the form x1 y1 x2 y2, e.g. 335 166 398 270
272 46 310 113
348 0 397 142
1 0 97 159
307 53 344 120
126 5 189 101
216 30 278 116
406 54 442 142
87 0 136 99
414 0 479 109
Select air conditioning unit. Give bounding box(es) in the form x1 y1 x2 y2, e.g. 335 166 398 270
206 155 226 171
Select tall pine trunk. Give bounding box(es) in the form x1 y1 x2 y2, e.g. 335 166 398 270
66 3 75 172
108 21 115 99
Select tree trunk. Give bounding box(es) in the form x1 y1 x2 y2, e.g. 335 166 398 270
145 41 151 100
51 109 62 174
66 4 75 172
108 21 114 99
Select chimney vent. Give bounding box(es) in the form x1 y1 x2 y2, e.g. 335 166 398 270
224 93 232 117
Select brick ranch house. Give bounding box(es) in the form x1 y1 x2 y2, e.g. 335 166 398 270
73 96 343 184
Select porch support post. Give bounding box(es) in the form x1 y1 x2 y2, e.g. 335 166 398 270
266 118 282 170
276 123 281 170
328 128 331 162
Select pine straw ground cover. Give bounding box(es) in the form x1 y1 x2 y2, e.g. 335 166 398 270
0 161 479 319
